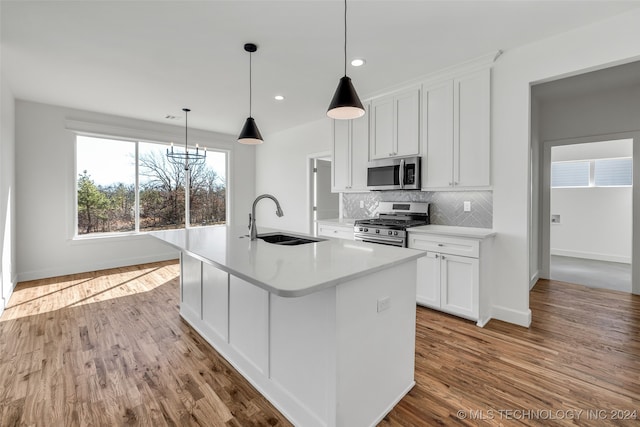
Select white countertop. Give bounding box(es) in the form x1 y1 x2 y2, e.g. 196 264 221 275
315 218 357 226
408 224 496 239
150 225 424 298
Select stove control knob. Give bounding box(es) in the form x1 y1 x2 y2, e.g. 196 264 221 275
358 227 363 232
394 231 399 236
375 229 380 234
364 228 368 232
387 230 393 236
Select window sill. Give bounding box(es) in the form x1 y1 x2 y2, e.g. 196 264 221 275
70 225 226 245
70 231 153 245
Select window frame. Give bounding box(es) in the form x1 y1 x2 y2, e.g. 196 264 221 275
73 133 229 240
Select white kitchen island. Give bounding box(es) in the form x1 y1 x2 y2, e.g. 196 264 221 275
150 226 424 427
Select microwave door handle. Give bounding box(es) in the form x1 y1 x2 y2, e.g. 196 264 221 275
399 159 405 189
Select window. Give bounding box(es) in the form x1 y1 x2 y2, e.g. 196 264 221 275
551 157 632 188
77 137 136 234
551 161 590 187
594 158 632 186
76 136 227 236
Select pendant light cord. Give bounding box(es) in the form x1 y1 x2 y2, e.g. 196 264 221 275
249 51 253 117
343 0 347 77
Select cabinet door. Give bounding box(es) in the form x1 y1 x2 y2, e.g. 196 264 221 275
422 80 454 189
350 104 370 190
332 119 351 192
202 263 229 341
229 276 269 374
370 96 395 160
454 68 490 187
416 252 441 308
394 88 420 157
440 254 479 320
181 254 202 320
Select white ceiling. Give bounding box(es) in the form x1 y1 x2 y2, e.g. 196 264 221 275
3 0 640 137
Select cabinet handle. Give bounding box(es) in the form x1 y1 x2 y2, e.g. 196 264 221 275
435 254 439 259
437 243 444 247
454 181 458 185
448 182 453 186
441 255 446 260
333 230 338 233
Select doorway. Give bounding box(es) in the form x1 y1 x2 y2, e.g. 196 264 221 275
548 139 632 292
531 59 640 297
308 153 339 235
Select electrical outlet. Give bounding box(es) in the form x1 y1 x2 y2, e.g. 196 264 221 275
360 200 364 208
377 296 391 313
464 201 471 212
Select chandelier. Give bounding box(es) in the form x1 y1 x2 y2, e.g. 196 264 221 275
166 108 206 170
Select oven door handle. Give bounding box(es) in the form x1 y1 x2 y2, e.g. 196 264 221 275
399 159 405 189
354 234 405 245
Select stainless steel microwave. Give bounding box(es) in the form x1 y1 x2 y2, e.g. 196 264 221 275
367 156 421 190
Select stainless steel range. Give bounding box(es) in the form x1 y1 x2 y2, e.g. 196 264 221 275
353 202 429 247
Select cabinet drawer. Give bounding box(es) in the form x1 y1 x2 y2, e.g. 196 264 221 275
318 224 354 240
408 234 479 258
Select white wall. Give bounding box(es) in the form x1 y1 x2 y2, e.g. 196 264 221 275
492 8 640 326
550 141 632 263
15 100 255 281
1 50 17 315
551 187 632 263
551 139 633 161
255 118 332 234
540 86 640 142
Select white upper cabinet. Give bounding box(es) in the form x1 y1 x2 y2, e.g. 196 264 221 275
455 68 491 188
369 88 420 160
422 67 491 190
370 97 394 159
332 103 370 192
423 80 454 188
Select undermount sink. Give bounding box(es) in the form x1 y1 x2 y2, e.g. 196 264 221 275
257 232 325 246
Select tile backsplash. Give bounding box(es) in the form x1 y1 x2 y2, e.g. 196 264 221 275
343 190 493 228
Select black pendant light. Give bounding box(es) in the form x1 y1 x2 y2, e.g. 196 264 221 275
327 0 365 120
238 43 264 144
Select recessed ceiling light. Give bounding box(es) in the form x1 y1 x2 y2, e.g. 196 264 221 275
274 95 285 101
351 58 366 67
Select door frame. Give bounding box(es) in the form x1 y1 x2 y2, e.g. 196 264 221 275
539 131 638 294
307 151 334 235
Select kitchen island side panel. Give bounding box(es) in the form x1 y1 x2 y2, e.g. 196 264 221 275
336 261 417 427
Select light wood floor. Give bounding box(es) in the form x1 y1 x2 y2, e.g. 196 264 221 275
1 263 638 426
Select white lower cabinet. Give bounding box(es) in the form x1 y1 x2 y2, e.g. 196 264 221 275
317 223 354 240
408 231 491 326
440 254 479 319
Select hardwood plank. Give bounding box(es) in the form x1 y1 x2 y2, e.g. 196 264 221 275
1 263 638 426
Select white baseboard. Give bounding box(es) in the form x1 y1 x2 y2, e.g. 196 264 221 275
529 271 540 290
0 274 18 316
17 253 179 283
491 305 531 328
551 249 631 264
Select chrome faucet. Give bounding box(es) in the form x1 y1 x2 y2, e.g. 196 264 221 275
249 194 284 240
